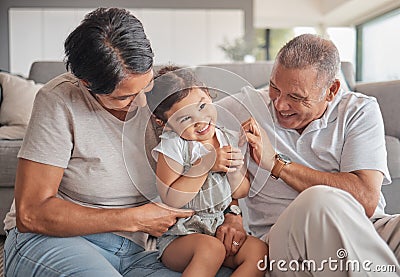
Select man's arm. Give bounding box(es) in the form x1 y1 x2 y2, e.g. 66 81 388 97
242 117 384 218
215 199 247 256
279 163 383 217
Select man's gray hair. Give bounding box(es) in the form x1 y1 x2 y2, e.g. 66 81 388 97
275 34 340 88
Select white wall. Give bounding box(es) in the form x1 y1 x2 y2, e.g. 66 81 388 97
9 8 244 77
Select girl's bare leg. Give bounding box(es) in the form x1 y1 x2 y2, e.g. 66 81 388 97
224 235 269 277
161 233 226 277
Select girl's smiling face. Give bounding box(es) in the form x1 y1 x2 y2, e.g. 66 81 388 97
164 87 217 142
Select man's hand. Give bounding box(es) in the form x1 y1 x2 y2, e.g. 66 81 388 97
215 213 247 256
133 202 194 237
241 117 275 171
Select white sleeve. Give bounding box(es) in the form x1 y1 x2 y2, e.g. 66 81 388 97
341 99 391 184
151 133 186 166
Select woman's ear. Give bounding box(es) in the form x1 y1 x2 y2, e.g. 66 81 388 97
81 79 91 89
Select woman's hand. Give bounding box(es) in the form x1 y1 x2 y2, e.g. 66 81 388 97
241 117 275 171
132 202 194 237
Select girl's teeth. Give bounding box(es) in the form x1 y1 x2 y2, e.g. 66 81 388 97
199 123 209 132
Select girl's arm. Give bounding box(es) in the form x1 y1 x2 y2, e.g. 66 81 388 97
156 153 209 208
227 165 250 199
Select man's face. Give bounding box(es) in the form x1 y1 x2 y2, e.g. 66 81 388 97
269 64 332 133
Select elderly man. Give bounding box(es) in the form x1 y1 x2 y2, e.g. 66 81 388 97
217 34 400 276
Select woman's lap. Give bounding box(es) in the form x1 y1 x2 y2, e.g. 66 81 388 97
4 228 233 277
3 228 177 277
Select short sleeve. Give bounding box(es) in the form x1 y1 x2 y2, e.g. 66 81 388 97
151 131 186 165
341 99 391 184
18 87 73 168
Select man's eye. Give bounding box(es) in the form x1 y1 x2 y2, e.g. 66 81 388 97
269 84 278 91
288 94 303 102
199 103 206 110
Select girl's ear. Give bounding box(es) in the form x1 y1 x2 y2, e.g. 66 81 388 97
154 116 166 127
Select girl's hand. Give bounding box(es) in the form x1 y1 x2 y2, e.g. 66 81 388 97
241 117 275 171
203 145 244 173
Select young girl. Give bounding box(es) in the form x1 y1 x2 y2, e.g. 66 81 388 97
146 66 268 277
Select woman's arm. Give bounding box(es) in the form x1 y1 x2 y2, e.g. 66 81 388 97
15 158 193 237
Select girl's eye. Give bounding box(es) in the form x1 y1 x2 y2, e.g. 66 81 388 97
180 116 191 123
199 103 206 110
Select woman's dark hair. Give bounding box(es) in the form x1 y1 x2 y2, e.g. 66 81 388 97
146 65 207 123
64 7 154 95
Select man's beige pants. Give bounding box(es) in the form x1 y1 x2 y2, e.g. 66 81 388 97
266 185 400 276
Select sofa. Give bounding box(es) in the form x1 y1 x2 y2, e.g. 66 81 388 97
0 61 399 235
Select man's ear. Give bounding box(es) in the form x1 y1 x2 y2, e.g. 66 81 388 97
326 79 340 102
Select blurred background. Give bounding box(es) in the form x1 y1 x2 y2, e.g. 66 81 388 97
1 0 399 82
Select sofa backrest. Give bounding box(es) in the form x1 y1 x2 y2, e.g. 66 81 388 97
28 61 67 84
355 80 400 139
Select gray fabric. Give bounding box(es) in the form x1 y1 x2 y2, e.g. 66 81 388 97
267 186 400 276
0 188 14 235
216 87 390 238
155 127 237 257
385 135 400 179
340 61 356 91
204 61 273 89
382 179 400 215
355 80 400 139
0 139 21 188
4 73 160 248
28 61 67 84
0 83 2 108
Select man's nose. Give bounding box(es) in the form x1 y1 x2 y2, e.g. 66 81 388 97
274 94 290 111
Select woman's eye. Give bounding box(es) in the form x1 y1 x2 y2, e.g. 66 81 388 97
180 116 191 123
199 103 206 110
114 96 130 101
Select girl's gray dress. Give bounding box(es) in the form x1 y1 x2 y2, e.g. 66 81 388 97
151 127 239 257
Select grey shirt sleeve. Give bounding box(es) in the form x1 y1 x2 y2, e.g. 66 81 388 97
18 86 73 168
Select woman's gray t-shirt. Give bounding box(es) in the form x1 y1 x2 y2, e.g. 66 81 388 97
4 73 159 248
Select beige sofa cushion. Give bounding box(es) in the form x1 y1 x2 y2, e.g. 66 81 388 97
0 72 43 139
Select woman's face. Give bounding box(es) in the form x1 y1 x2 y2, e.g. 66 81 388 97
165 88 217 143
94 70 154 111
